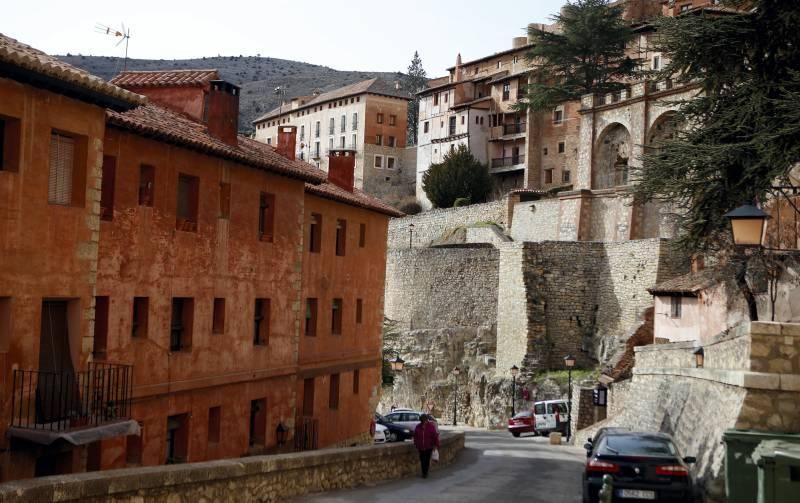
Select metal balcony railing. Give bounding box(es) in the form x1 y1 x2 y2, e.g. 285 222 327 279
491 155 526 168
502 123 527 135
10 362 133 432
326 144 358 154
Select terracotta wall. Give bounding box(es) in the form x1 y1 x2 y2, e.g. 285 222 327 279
364 96 408 148
122 87 206 123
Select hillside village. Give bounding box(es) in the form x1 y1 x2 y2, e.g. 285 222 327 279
1 0 800 502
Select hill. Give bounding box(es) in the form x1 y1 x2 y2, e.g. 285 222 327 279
57 54 412 133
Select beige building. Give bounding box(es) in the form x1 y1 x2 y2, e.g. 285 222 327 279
253 79 415 203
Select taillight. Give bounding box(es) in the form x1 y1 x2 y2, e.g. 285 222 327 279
587 459 620 473
656 465 689 476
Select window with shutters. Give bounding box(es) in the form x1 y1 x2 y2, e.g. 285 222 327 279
389 115 396 126
388 136 396 147
219 183 231 219
100 156 116 221
176 174 199 232
375 134 382 146
670 297 682 318
0 115 21 172
377 113 384 124
93 296 109 359
139 164 155 206
329 117 335 135
254 298 270 345
309 213 322 253
259 192 275 242
352 112 358 130
341 114 346 132
329 374 340 409
331 298 343 335
335 219 346 256
170 297 193 352
132 297 149 338
48 132 77 206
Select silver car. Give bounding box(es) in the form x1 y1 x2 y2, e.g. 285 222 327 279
383 410 439 433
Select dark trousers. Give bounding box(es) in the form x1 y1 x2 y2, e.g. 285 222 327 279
418 449 433 477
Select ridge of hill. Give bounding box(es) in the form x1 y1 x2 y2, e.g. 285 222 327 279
57 54 412 133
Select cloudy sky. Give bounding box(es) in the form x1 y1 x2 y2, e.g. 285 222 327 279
4 0 565 76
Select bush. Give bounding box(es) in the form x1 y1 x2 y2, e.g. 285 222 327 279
422 145 493 208
398 200 422 215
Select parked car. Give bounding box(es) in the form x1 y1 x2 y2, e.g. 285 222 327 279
383 409 439 434
373 423 388 443
533 399 569 436
507 410 536 437
582 431 695 503
583 427 630 456
375 413 413 442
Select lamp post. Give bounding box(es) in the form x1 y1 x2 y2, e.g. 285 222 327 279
408 223 415 249
694 347 705 368
564 355 576 442
390 354 405 371
510 365 519 416
452 366 460 426
276 423 288 447
724 204 769 248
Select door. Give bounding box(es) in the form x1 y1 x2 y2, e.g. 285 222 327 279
533 402 550 431
37 301 79 424
511 146 520 165
303 378 315 417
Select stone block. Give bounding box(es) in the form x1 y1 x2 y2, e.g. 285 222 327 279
751 322 782 336
549 432 562 445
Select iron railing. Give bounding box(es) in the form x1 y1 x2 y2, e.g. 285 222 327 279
10 362 133 432
294 416 319 451
491 155 526 168
503 123 527 135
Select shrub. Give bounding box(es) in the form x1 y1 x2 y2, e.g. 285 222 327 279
422 145 493 208
398 200 422 215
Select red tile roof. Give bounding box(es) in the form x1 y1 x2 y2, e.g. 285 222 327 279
305 182 404 218
107 104 326 184
110 69 220 88
0 32 144 107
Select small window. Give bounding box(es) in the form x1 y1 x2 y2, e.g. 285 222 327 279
0 297 11 353
100 156 116 221
170 297 194 352
448 116 456 136
652 54 661 71
680 4 691 13
329 117 335 135
359 223 366 248
340 136 346 148
356 298 363 324
375 134 383 146
176 174 199 232
562 170 571 183
212 298 225 334
335 219 347 256
388 136 396 148
93 296 109 358
387 157 396 170
266 138 272 145
219 183 231 219
374 155 383 168
309 213 322 253
670 297 682 318
389 114 396 126
377 113 384 124
341 114 346 133
502 81 511 101
353 369 360 394
329 138 334 150
259 192 275 242
544 169 554 184
433 93 439 106
352 133 357 148
558 141 565 154
443 92 448 103
329 374 340 409
132 297 149 338
315 121 321 138
331 298 343 335
305 298 318 336
0 115 21 172
249 399 267 447
208 406 221 444
424 121 429 133
48 132 83 206
352 112 358 130
553 107 564 125
254 298 270 345
480 117 484 125
139 164 155 206
543 147 548 156
461 115 465 125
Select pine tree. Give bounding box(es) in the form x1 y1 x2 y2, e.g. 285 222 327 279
405 51 427 145
518 0 637 112
633 0 800 252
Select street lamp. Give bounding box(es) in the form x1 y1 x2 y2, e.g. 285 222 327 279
390 354 405 371
510 365 519 416
694 347 705 369
276 423 288 446
408 222 415 249
452 366 461 426
724 204 769 247
564 355 576 442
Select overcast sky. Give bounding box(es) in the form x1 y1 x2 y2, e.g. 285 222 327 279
4 0 565 76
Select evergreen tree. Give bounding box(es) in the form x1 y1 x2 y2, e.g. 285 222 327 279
518 0 637 112
633 0 800 253
422 145 493 208
405 51 427 145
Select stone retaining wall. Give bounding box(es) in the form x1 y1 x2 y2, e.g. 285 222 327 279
0 433 465 503
388 201 506 249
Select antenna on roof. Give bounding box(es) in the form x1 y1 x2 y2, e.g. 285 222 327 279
95 22 132 71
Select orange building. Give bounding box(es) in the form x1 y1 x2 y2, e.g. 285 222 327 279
0 36 400 482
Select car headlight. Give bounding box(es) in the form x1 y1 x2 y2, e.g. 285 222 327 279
404 429 411 434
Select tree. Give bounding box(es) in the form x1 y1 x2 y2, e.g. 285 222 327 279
405 51 427 145
518 0 637 112
632 0 800 253
422 145 493 208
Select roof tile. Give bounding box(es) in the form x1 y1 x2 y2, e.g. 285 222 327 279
305 182 404 218
110 69 220 88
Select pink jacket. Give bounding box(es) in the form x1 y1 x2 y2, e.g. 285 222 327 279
413 421 440 451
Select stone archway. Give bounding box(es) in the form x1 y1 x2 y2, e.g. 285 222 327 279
647 111 678 145
592 123 632 190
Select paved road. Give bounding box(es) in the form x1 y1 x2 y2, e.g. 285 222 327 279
298 429 586 502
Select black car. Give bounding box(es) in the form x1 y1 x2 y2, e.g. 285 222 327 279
582 431 695 503
583 427 630 456
375 414 413 442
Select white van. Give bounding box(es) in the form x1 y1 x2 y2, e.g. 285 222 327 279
533 399 569 436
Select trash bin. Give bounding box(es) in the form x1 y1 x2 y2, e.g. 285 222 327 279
752 440 800 503
723 430 800 503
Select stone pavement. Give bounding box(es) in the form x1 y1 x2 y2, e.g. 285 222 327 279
297 429 586 502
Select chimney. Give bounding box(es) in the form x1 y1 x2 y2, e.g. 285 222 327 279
328 150 356 192
206 80 240 146
276 125 297 161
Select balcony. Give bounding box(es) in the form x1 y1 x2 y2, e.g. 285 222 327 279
491 154 526 171
490 123 527 141
9 363 134 438
326 144 358 155
503 123 526 135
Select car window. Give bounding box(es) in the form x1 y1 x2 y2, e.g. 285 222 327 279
602 436 677 456
513 411 533 419
534 403 545 414
548 402 568 414
386 413 399 421
407 413 420 421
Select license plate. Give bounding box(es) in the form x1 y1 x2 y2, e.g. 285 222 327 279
618 489 655 500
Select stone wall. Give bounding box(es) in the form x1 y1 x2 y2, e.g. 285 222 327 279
385 246 500 330
388 201 507 249
0 433 465 503
509 199 560 242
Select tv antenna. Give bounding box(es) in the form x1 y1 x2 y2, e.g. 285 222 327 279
95 23 131 70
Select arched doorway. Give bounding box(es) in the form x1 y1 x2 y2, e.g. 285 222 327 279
592 123 632 190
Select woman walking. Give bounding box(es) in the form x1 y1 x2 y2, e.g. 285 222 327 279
413 414 440 478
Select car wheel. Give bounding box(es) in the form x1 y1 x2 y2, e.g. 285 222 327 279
389 432 398 442
512 431 520 438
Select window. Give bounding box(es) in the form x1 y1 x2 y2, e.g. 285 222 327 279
424 121 429 133
208 407 221 444
165 414 189 464
219 183 231 219
558 141 565 154
331 298 343 335
48 132 82 206
502 81 511 101
212 298 225 334
562 170 571 183
352 134 357 148
305 298 318 336
329 138 334 150
0 297 11 354
388 136 396 148
335 219 347 256
449 116 457 136
670 297 682 318
352 112 358 130
315 121 320 138
374 155 383 168
329 374 340 409
680 4 691 13
100 156 116 221
300 125 305 142
387 157 396 170
176 174 199 232
341 114 346 133
543 147 548 156
475 116 479 125
249 399 267 446
443 92 448 103
126 426 143 466
480 117 484 125
544 169 554 184
93 296 109 358
254 298 270 345
553 107 564 124
309 213 322 253
389 114 396 126
132 297 149 338
433 93 439 106
303 378 315 416
0 115 21 172
266 138 272 145
356 298 363 324
328 117 334 135
340 136 346 148
359 223 366 247
513 55 519 64
461 115 465 125
375 134 383 146
170 297 193 352
259 192 275 242
652 54 661 71
138 164 155 206
314 142 320 157
353 369 360 394
377 113 384 124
